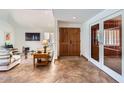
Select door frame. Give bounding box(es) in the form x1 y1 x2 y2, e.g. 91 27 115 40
89 21 102 68
101 10 124 82
59 27 81 56
89 10 124 82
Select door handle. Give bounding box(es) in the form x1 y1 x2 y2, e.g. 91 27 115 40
99 41 104 45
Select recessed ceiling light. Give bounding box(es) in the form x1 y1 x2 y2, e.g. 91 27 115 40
73 17 76 19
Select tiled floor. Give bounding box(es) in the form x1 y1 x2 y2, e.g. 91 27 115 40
0 56 117 83
104 56 121 74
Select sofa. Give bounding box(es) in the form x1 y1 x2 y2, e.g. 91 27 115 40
0 47 21 71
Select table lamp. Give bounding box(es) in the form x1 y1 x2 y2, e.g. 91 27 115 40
42 39 48 53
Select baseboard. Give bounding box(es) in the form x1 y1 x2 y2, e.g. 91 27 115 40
80 55 88 61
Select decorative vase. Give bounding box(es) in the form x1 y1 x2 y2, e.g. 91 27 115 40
44 46 47 53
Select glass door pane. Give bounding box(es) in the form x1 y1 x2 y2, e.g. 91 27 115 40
91 24 99 61
104 15 122 75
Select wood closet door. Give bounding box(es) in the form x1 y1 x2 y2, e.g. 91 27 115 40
59 28 80 56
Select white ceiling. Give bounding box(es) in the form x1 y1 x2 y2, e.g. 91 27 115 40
10 10 55 28
0 9 104 30
53 9 104 23
0 9 55 31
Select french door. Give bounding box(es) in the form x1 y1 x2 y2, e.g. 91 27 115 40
103 15 122 75
90 11 124 82
90 22 101 67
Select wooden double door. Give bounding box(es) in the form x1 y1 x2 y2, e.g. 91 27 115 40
59 28 80 56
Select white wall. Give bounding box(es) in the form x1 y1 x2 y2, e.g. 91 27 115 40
54 19 59 59
81 22 90 59
14 26 54 52
58 21 82 28
0 30 4 46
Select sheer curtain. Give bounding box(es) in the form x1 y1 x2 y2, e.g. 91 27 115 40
104 29 120 46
